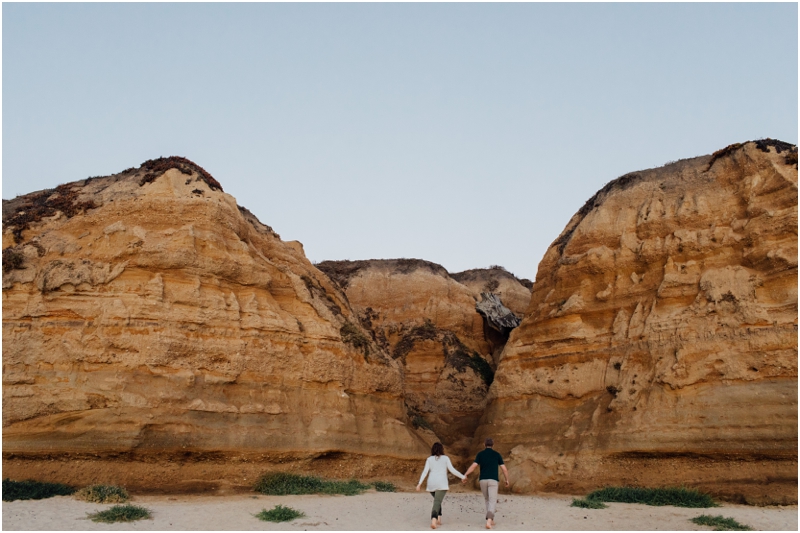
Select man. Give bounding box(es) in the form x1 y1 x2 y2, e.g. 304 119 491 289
462 437 509 529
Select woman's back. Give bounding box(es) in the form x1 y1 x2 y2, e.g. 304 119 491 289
419 454 464 491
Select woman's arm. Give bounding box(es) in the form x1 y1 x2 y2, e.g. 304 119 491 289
446 456 466 480
417 457 431 488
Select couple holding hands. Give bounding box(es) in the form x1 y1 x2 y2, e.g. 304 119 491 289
416 438 509 530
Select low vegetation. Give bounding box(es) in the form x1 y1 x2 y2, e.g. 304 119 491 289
138 156 223 191
393 320 438 359
255 504 306 522
2 479 75 501
87 504 152 523
585 486 718 508
467 352 495 386
3 248 25 273
372 481 397 492
254 473 370 496
570 498 607 509
340 321 370 358
691 514 753 531
75 484 129 503
5 184 97 243
410 414 433 431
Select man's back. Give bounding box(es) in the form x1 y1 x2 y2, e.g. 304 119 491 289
474 448 504 481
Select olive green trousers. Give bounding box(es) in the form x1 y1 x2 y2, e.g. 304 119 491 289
429 490 447 519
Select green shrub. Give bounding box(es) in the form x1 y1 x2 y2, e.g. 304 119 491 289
571 498 607 509
75 484 129 503
87 504 151 523
256 504 306 522
254 472 370 496
373 481 396 492
2 479 75 501
586 486 718 508
691 514 753 531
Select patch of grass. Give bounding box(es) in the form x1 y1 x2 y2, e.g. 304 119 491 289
75 484 129 503
2 479 75 501
320 479 371 496
255 504 306 522
340 321 370 358
373 481 396 492
586 486 718 508
254 473 370 496
691 514 753 531
87 504 151 523
571 498 607 509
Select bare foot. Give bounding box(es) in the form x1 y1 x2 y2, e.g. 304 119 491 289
486 519 493 529
431 518 438 529
437 517 442 525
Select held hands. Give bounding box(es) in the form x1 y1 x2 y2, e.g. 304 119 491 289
461 476 468 484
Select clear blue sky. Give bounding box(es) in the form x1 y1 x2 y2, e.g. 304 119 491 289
3 3 797 280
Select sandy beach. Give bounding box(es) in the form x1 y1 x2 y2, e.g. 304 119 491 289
2 491 796 531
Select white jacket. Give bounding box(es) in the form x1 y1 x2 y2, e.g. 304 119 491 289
418 455 465 491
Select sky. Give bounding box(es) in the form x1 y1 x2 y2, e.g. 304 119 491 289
3 3 797 281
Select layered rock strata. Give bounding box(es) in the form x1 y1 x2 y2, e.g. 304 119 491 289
316 260 531 458
2 158 429 491
473 140 798 504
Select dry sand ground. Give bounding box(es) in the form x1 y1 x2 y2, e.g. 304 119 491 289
2 491 797 531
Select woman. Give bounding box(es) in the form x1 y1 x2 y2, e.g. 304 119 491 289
416 442 466 529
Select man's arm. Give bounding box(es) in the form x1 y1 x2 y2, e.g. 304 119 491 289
461 462 479 483
500 464 510 487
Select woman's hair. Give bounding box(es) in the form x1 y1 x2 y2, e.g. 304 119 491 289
431 442 444 458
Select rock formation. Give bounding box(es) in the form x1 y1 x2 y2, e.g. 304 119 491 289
316 260 531 459
472 140 798 504
2 157 430 491
451 267 533 317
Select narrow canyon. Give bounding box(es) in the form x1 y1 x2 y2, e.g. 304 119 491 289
3 141 797 503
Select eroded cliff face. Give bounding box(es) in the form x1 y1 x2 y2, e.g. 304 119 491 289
2 158 429 491
316 260 531 459
472 140 798 504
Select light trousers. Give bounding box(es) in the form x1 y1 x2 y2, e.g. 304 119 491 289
479 479 499 520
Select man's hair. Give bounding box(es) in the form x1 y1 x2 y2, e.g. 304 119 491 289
484 437 494 448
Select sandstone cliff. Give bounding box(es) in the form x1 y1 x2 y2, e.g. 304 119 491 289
2 157 430 491
316 260 531 459
472 140 798 504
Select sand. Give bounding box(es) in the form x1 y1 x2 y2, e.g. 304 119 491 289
2 491 797 531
